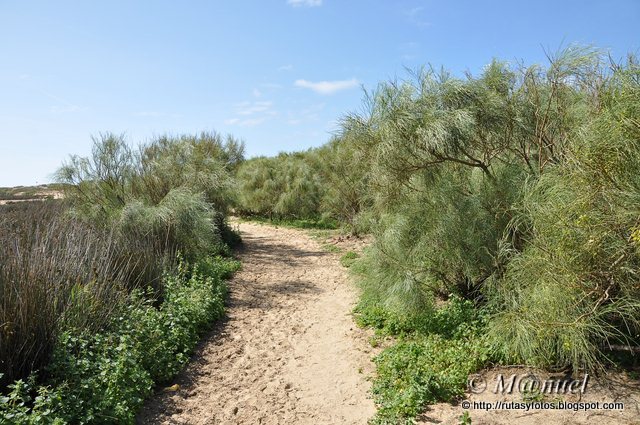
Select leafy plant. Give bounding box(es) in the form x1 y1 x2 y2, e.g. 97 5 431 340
355 297 490 424
340 251 359 268
459 410 472 425
0 256 239 424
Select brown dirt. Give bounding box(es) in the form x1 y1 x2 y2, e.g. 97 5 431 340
136 222 376 424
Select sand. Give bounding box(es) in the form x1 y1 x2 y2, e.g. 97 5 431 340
136 222 376 424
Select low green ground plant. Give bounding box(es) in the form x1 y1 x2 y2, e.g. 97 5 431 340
340 251 359 268
0 256 239 424
354 293 490 424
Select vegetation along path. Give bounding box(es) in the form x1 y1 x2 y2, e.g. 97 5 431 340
137 221 376 424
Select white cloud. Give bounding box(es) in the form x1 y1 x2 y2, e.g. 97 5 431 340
286 102 325 125
278 64 293 71
225 117 265 127
134 111 164 117
225 100 276 127
41 90 85 114
294 78 359 95
236 100 275 116
287 0 322 7
253 88 262 98
240 117 266 127
405 7 430 28
399 41 420 61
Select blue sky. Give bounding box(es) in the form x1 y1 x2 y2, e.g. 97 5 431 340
0 0 638 186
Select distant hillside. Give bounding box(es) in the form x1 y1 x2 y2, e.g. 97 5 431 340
0 184 64 204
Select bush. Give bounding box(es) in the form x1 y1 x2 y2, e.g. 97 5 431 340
0 256 240 424
136 132 244 213
235 152 325 220
343 47 640 371
57 132 243 259
343 47 640 422
486 62 640 370
117 188 222 261
234 139 372 234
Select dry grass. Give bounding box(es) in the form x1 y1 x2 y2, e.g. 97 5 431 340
0 201 163 387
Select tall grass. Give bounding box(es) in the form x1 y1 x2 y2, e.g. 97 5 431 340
0 201 155 387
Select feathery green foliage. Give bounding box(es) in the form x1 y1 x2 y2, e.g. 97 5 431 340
1 130 243 421
486 60 640 369
235 152 324 219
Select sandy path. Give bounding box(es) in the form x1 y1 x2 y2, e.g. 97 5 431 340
137 222 376 424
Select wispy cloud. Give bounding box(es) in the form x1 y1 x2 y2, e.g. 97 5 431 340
278 64 294 71
224 117 266 127
287 0 322 7
405 7 430 28
294 78 359 95
286 102 325 125
236 100 275 116
40 90 85 114
225 100 276 127
399 41 420 61
50 105 84 114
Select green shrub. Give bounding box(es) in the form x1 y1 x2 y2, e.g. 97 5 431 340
0 256 239 424
117 188 222 261
235 152 325 220
136 132 244 213
341 48 640 423
486 61 640 370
